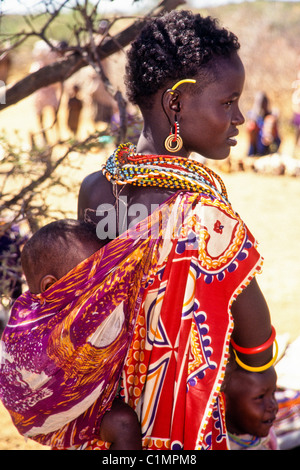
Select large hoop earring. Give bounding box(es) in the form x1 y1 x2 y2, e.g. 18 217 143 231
164 120 183 153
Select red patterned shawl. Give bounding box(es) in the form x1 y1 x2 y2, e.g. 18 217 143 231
0 191 262 450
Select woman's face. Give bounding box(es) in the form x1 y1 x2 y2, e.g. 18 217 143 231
179 53 245 160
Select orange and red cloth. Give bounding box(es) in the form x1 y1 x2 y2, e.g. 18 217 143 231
0 187 262 450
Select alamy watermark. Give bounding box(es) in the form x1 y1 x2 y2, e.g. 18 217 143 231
95 196 195 242
92 195 222 255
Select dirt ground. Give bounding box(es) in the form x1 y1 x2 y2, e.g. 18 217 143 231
0 89 300 449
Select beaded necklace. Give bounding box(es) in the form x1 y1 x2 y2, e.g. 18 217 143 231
102 142 228 201
228 432 262 449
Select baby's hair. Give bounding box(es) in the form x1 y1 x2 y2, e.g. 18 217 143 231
125 10 240 109
21 219 102 288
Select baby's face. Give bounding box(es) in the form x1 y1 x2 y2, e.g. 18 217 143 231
225 366 278 437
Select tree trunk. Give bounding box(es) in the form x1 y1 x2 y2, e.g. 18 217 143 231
0 0 185 110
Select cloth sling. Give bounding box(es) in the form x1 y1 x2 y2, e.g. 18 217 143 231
0 147 263 450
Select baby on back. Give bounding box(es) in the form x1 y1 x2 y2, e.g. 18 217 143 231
8 219 142 450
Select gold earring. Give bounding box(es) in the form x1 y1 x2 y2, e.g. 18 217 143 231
162 79 196 153
164 119 183 153
168 78 196 94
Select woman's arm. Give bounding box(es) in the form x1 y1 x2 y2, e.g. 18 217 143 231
230 277 274 367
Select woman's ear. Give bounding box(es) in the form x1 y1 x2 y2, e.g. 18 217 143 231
40 274 58 293
162 89 181 117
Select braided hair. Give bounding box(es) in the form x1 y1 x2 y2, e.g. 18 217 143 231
125 10 240 108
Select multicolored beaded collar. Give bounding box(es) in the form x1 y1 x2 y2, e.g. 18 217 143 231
102 142 229 201
228 432 262 449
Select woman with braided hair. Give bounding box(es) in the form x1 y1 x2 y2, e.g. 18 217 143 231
0 10 275 451
76 10 276 450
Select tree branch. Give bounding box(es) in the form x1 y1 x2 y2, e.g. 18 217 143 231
0 0 185 110
0 132 99 211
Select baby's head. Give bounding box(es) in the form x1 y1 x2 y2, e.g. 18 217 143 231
222 358 278 438
21 219 102 294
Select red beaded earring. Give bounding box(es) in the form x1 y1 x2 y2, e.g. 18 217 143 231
162 79 196 153
164 117 183 153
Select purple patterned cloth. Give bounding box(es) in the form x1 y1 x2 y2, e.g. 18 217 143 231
0 223 158 448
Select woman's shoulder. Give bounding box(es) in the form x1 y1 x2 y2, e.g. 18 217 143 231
80 170 108 190
81 170 116 196
78 170 115 217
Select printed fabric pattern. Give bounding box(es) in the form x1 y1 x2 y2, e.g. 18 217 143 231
120 192 263 450
0 190 262 450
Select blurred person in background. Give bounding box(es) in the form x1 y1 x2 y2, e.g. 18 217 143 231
246 91 281 156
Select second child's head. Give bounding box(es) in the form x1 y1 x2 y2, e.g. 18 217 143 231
222 362 278 438
21 219 102 294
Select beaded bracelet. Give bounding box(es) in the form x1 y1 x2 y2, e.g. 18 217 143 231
233 339 278 373
230 326 276 355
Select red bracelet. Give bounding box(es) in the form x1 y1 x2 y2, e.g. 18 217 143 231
230 326 276 355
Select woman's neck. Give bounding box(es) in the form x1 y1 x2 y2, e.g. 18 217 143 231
136 132 164 155
136 126 189 158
